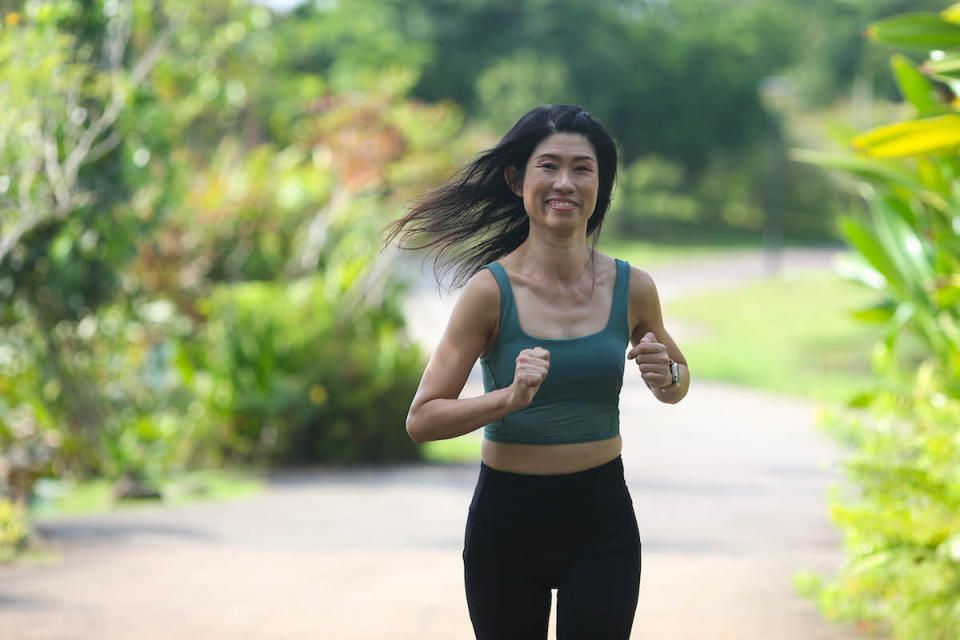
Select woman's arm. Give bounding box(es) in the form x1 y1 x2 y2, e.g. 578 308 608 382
628 266 690 405
406 269 523 443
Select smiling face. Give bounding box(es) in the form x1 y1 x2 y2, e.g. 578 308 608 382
505 132 600 236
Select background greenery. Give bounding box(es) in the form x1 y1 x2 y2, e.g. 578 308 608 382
2 8 958 637
787 7 960 639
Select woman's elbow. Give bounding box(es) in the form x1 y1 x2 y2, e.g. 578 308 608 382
406 408 427 444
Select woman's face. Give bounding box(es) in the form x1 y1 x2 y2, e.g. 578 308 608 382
506 132 600 236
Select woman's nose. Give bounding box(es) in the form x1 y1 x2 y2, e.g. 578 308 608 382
553 170 575 191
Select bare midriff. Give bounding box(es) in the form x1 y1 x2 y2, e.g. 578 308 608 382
480 434 622 475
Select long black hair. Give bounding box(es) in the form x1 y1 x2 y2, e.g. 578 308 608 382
382 104 619 289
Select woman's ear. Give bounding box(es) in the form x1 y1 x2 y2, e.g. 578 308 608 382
504 166 522 198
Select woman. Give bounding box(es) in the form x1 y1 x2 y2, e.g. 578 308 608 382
385 104 689 639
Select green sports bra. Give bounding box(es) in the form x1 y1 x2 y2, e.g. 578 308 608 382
479 258 631 445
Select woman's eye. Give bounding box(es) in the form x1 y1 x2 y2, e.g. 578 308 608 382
576 167 591 172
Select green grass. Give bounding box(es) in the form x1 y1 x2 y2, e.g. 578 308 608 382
597 230 839 268
28 467 266 521
665 270 927 405
420 433 483 464
596 237 756 268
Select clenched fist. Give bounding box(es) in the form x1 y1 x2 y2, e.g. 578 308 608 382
509 347 550 408
627 331 672 391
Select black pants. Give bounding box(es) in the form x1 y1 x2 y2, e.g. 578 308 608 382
462 455 641 639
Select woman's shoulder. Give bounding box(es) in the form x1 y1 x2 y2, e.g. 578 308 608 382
465 264 501 293
623 261 660 325
599 251 656 298
458 265 502 313
594 250 632 281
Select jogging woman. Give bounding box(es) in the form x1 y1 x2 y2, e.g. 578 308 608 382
385 104 690 639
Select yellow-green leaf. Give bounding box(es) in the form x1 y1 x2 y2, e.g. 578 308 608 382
790 148 924 190
916 157 951 194
943 3 960 24
891 54 941 114
851 300 897 323
852 115 960 158
932 274 960 307
867 13 960 49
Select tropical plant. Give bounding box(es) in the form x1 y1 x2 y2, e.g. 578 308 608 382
792 5 960 639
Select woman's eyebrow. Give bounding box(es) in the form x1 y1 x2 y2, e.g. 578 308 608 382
534 153 596 163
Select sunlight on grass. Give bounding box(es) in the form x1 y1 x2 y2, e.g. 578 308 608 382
420 434 482 464
28 468 266 520
665 270 926 404
597 237 757 268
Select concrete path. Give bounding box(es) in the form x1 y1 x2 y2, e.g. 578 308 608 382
1 246 873 639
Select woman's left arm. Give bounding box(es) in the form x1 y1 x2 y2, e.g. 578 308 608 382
627 266 689 404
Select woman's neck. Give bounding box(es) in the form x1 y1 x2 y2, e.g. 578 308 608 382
511 234 594 283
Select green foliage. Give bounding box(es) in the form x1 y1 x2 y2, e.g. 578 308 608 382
795 6 960 638
474 51 573 133
785 0 947 107
609 155 699 234
0 1 468 498
811 364 960 639
270 0 865 238
0 498 30 561
392 0 801 170
179 273 422 464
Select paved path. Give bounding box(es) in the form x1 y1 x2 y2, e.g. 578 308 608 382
1 246 873 639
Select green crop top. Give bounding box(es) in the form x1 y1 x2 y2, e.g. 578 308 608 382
479 258 631 444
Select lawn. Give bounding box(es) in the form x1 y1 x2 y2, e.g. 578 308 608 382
664 270 926 405
597 235 759 268
28 468 266 521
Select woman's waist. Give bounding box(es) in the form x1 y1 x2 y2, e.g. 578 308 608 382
480 434 622 475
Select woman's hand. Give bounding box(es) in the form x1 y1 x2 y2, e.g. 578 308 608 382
627 332 672 391
509 347 550 408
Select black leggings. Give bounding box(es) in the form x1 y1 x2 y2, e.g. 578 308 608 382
462 455 641 639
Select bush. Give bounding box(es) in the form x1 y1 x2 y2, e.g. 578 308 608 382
0 498 30 562
808 355 960 639
178 273 424 465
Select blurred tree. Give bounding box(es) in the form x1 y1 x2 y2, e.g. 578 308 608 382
275 0 850 238
0 0 476 486
0 1 181 473
789 0 948 108
0 0 302 479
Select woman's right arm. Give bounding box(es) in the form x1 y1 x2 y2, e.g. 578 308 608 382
405 269 522 444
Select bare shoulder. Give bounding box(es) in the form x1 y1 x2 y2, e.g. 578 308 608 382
445 266 501 347
625 264 661 332
458 267 500 316
627 265 657 298
590 250 620 284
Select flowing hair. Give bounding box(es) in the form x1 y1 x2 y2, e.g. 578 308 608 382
382 104 620 289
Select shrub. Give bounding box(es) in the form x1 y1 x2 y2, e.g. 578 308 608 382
178 273 423 465
0 498 30 562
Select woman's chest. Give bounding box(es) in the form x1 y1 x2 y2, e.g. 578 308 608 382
512 282 616 340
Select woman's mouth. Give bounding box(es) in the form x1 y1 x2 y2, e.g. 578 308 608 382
547 199 577 210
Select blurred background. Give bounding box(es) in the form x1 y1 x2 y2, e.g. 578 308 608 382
1 1 959 638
